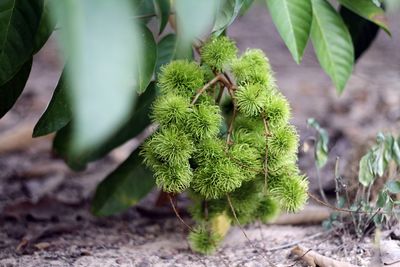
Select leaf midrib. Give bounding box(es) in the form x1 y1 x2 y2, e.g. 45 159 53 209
281 0 299 60
312 3 339 86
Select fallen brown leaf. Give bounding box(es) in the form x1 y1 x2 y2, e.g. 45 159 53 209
291 245 358 267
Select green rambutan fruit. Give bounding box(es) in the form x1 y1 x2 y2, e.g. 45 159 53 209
200 36 238 72
187 103 222 139
146 127 194 165
267 125 299 156
229 143 263 180
266 161 299 189
188 225 222 254
153 161 193 193
231 49 274 86
189 197 227 222
234 115 265 132
158 60 205 97
151 94 191 127
263 93 291 129
233 129 266 152
235 83 269 117
271 174 308 213
193 137 225 165
192 159 243 199
254 195 280 223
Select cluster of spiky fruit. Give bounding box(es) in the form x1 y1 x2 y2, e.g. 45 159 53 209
141 36 308 254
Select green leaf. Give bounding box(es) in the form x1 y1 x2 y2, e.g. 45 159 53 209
340 6 380 60
310 0 354 93
337 0 390 35
155 34 177 75
358 153 375 187
386 180 400 194
52 82 158 169
0 59 32 118
239 0 255 16
377 190 389 208
34 0 55 53
50 0 142 156
307 118 329 168
393 139 400 165
153 0 170 34
174 0 217 59
213 0 244 36
91 148 155 216
266 0 312 64
138 26 157 94
33 71 71 137
0 0 42 85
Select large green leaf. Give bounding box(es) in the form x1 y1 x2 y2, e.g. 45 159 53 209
266 0 312 64
0 59 32 118
174 0 217 59
50 0 143 156
153 0 170 34
213 0 244 36
155 34 177 75
337 0 390 34
91 148 155 216
137 26 157 94
33 71 71 137
0 0 42 85
340 6 380 60
52 82 158 169
34 0 55 53
386 180 400 194
310 0 354 93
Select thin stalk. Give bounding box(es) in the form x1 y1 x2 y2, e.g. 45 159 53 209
262 117 270 193
168 194 193 231
315 164 329 204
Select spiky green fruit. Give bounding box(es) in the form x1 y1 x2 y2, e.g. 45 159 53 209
192 159 243 199
267 125 299 156
193 138 226 165
146 127 194 165
271 174 308 213
153 161 193 193
235 83 269 117
229 143 263 181
255 195 280 223
201 36 237 72
263 93 291 128
188 225 222 254
187 103 222 139
158 60 205 97
151 94 191 127
231 49 274 86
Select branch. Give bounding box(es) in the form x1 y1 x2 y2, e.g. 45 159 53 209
191 74 225 105
262 117 270 193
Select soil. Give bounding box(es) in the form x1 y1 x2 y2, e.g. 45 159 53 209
0 4 399 267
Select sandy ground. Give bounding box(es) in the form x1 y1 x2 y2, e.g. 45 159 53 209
0 3 399 267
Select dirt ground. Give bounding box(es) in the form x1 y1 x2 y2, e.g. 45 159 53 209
1 4 400 267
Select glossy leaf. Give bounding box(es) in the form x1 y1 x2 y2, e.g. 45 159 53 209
266 0 312 64
337 0 390 34
340 6 380 60
50 0 142 156
358 153 374 187
386 180 400 194
0 0 42 85
174 0 217 59
34 0 55 53
33 71 71 137
155 34 177 75
213 0 244 36
153 0 170 34
310 0 354 93
91 149 155 216
0 59 32 118
137 26 157 94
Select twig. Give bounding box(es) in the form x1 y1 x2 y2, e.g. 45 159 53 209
266 230 331 252
226 106 237 146
168 194 193 231
191 74 225 105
